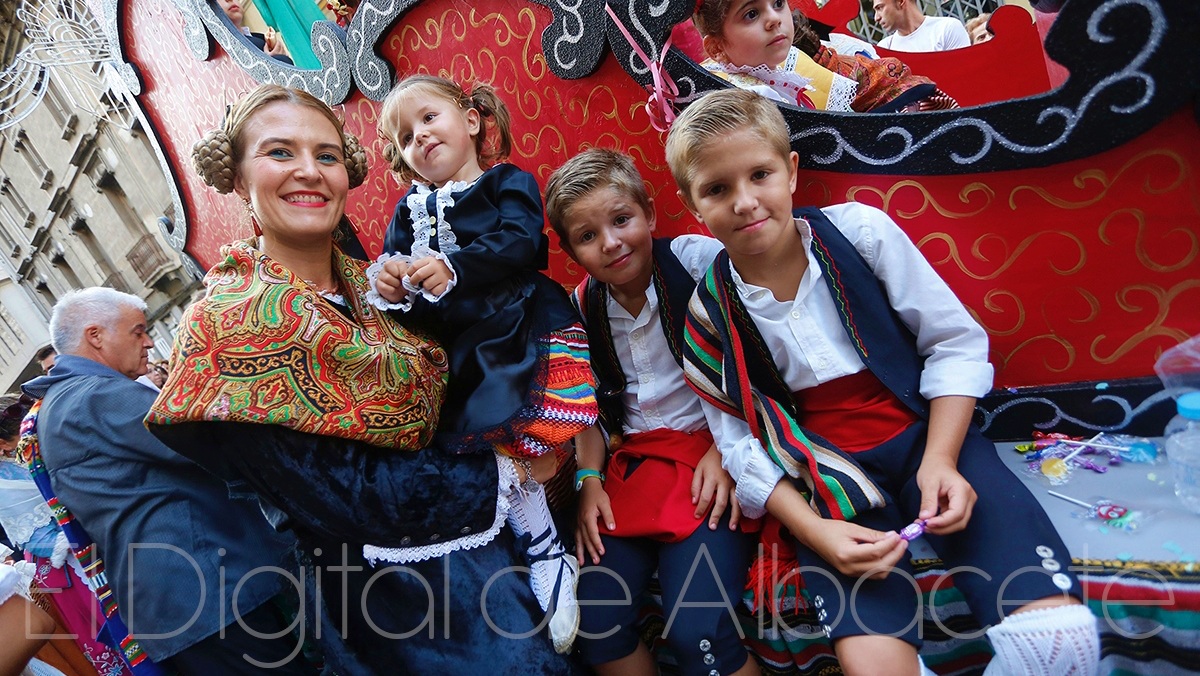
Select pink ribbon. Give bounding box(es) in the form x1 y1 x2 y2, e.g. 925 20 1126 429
605 5 680 132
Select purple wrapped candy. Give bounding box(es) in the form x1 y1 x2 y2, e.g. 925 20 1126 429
899 520 927 541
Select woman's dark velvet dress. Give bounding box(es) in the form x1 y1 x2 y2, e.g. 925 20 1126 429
383 163 578 453
150 277 575 673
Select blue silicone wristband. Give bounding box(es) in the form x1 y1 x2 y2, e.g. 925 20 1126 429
574 468 605 491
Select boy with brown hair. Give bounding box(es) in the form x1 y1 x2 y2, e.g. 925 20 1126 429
666 88 1099 676
546 148 761 676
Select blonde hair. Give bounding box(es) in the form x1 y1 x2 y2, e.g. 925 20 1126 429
191 84 367 193
378 75 513 185
544 148 652 249
665 88 792 205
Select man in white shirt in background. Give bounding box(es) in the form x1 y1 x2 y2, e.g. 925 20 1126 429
874 0 971 52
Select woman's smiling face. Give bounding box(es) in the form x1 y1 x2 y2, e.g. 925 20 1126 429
232 101 349 248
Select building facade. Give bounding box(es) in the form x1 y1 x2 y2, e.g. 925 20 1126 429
0 1 198 393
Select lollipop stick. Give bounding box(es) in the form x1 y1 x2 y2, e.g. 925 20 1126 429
1047 491 1094 509
1052 439 1132 452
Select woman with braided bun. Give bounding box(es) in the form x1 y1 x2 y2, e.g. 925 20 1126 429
146 84 575 673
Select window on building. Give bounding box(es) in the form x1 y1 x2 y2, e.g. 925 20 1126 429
0 178 34 228
14 131 54 189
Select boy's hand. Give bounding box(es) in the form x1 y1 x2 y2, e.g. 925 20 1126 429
408 257 453 297
916 460 976 535
804 520 908 580
575 480 614 566
692 444 741 531
376 259 408 302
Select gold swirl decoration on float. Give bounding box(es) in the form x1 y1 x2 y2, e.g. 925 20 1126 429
846 181 994 220
974 290 1026 337
918 231 1086 280
467 8 549 83
391 8 469 52
1008 149 1188 210
1098 208 1198 274
994 334 1077 374
1091 280 1200 364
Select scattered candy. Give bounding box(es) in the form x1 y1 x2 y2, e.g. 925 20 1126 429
899 520 927 541
1047 491 1144 531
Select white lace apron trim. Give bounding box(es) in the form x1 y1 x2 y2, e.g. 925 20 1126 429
704 57 813 107
705 48 857 111
0 476 54 547
362 452 518 565
825 71 858 112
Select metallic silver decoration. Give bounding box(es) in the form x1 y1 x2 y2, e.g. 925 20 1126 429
97 0 142 93
0 56 48 132
528 0 606 79
188 0 352 105
978 389 1172 435
171 0 214 62
346 0 418 101
16 0 138 130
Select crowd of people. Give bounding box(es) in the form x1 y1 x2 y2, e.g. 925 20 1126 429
0 2 1100 675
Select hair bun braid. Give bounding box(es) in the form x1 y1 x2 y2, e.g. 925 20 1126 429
191 128 236 194
344 132 369 189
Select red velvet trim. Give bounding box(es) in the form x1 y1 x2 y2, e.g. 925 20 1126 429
792 370 919 452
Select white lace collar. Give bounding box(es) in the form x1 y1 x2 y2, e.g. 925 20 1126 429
704 48 813 105
404 171 491 257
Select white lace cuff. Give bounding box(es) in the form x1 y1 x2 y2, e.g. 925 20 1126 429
362 452 517 566
365 252 418 312
416 250 458 303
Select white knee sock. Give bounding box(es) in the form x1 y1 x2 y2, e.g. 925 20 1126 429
983 604 1100 676
505 481 579 653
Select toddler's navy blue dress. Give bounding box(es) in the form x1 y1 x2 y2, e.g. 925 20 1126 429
384 163 583 455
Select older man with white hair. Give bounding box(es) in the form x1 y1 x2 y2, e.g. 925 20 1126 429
21 288 312 675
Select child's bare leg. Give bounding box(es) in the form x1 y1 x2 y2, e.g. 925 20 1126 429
983 596 1099 676
834 635 922 676
592 642 657 676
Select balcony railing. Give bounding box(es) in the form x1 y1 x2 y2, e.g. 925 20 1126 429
126 233 172 284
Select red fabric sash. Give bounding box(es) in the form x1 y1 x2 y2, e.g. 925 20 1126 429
604 428 761 542
604 428 709 542
792 370 919 452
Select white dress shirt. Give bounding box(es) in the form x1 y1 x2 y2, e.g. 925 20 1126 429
700 203 994 517
606 235 724 435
